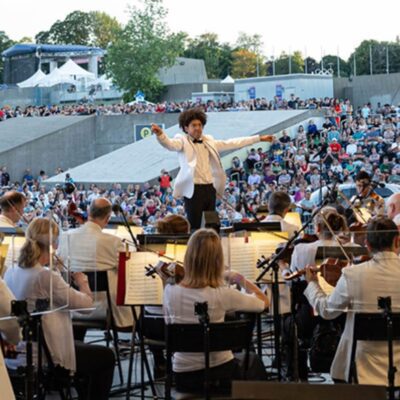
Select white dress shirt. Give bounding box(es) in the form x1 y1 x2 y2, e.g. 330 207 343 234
190 138 213 184
305 252 400 384
0 215 22 278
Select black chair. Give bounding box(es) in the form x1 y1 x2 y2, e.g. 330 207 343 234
72 270 125 384
349 312 400 383
165 319 255 400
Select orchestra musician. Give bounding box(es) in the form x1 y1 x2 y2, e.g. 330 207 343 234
349 171 384 222
262 191 299 237
57 198 133 332
386 192 400 227
280 207 350 380
163 228 268 394
151 108 274 230
4 218 115 400
304 217 400 385
143 214 190 379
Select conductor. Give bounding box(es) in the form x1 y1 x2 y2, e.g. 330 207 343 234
152 108 274 229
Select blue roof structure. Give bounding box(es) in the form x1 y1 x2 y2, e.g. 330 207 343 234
2 44 104 58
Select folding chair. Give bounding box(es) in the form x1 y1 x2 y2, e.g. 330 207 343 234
349 312 400 384
165 319 254 400
73 270 125 384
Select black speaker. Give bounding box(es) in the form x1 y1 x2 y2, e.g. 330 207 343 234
201 211 220 233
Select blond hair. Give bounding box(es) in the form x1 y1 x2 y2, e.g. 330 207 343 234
181 229 224 288
18 218 59 269
157 214 190 234
315 207 347 239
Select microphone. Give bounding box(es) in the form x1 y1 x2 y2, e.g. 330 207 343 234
112 202 139 248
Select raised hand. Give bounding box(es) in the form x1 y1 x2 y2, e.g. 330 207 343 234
151 124 163 136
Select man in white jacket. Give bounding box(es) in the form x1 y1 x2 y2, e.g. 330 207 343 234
304 217 400 384
152 108 274 229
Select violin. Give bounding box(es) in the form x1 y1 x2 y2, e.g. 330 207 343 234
145 261 185 284
67 199 86 226
283 254 372 287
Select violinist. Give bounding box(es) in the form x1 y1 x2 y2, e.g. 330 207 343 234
280 208 350 381
143 214 190 379
349 171 384 221
304 218 400 385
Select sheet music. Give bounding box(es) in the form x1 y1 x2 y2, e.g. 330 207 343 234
222 236 257 280
165 244 186 264
124 252 163 305
2 236 25 272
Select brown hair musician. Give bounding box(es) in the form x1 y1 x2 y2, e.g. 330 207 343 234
305 217 400 384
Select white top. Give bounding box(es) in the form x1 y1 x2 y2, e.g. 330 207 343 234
305 252 400 384
163 284 264 372
58 221 133 327
4 264 93 372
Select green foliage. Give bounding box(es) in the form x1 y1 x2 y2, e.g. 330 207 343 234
34 10 121 48
274 51 304 75
349 40 400 75
35 11 93 45
106 0 185 101
321 55 350 77
183 33 233 79
0 31 15 83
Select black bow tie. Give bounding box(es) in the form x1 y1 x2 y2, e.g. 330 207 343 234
193 138 203 144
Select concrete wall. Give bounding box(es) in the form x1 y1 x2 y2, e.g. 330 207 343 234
234 74 334 102
94 114 179 156
334 72 400 110
1 117 96 182
0 114 180 182
162 82 234 102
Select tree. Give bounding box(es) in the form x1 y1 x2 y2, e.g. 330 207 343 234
348 39 400 76
304 56 319 74
321 55 350 77
35 11 92 45
183 33 233 79
90 11 122 49
235 32 265 77
35 10 121 48
231 49 259 78
0 31 15 83
275 51 304 75
106 0 185 101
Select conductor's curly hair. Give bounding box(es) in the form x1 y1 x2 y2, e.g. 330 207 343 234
178 108 207 132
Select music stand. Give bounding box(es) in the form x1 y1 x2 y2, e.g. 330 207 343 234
233 222 282 232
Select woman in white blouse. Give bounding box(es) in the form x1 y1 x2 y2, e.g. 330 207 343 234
4 218 115 400
163 228 269 393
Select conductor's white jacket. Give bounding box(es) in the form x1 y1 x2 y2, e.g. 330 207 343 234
156 132 260 198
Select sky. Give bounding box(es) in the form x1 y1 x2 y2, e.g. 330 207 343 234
1 0 399 60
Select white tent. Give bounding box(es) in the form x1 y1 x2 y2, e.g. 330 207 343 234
58 59 95 80
17 69 46 88
88 74 113 90
221 75 234 84
37 68 76 87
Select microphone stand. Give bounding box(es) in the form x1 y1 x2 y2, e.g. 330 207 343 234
116 206 140 249
255 196 330 381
